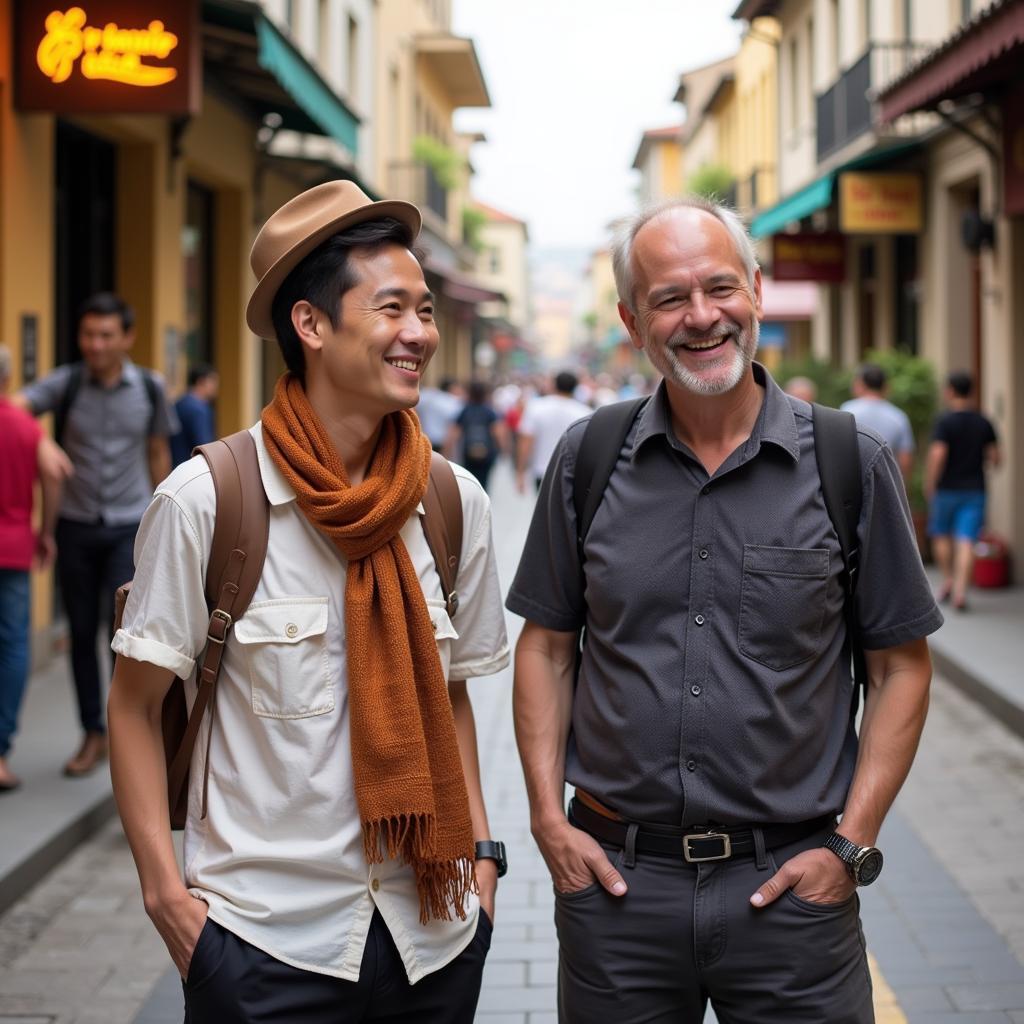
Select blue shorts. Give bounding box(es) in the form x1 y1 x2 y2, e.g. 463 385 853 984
928 490 986 541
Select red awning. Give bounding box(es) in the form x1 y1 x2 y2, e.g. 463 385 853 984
878 0 1024 123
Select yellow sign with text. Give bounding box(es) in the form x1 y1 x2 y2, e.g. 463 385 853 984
839 173 922 234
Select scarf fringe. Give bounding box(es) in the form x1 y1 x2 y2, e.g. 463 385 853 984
362 813 437 864
415 856 478 925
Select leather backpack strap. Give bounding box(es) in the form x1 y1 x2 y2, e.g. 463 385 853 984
420 451 463 618
165 430 270 820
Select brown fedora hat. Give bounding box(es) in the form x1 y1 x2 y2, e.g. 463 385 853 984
246 180 422 341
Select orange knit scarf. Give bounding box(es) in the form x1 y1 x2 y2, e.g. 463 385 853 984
261 374 475 922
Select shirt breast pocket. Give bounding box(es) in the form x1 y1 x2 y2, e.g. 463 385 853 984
233 598 334 719
738 545 829 671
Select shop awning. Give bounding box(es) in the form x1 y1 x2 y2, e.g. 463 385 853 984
877 0 1024 123
750 141 921 238
423 259 505 305
750 175 834 239
203 1 360 155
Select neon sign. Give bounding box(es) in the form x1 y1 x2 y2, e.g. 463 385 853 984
36 7 179 88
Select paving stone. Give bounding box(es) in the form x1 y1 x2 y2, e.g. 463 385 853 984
476 984 557 1013
946 985 1024 1012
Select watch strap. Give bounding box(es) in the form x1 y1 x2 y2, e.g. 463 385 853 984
474 840 507 878
823 831 862 866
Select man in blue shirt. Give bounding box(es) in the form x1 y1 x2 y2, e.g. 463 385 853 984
171 364 218 466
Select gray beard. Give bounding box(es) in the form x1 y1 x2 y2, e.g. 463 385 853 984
655 320 759 396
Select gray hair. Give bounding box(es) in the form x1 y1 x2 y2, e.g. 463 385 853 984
0 344 11 383
611 195 760 313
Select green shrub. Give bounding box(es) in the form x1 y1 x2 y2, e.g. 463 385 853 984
412 135 462 190
687 163 736 201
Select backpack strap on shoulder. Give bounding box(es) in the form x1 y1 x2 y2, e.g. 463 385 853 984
140 369 160 436
55 363 84 446
164 430 269 824
421 451 463 619
573 397 648 567
811 403 868 715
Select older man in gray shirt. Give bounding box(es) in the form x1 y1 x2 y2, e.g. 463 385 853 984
17 293 177 776
507 198 941 1024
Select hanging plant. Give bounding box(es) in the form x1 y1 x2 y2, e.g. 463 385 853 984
412 135 462 190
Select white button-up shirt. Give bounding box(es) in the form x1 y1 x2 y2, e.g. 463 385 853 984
112 424 510 983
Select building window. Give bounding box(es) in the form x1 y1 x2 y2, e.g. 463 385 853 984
490 247 501 274
318 0 331 68
347 15 359 103
788 37 799 133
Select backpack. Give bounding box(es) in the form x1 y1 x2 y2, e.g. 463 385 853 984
55 361 160 444
572 398 867 714
113 430 464 830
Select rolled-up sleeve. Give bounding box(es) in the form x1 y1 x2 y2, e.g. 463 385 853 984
111 491 209 678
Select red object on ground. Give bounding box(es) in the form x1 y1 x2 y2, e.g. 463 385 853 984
973 533 1011 588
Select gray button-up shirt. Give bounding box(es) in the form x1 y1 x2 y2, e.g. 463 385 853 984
23 361 177 525
506 365 942 827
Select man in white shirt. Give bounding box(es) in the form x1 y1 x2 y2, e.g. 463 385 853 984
841 363 915 482
516 371 592 492
108 182 510 1023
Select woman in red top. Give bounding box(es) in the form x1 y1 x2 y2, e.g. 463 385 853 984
0 345 68 790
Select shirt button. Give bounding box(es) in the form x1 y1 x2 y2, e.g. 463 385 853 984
699 549 709 560
687 760 697 772
694 614 705 626
701 485 711 495
285 623 299 638
431 620 437 634
371 879 380 892
691 684 702 696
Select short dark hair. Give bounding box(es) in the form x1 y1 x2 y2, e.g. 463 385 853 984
188 363 216 389
270 217 419 379
554 371 578 395
78 292 134 333
468 379 489 404
947 370 973 397
858 363 886 392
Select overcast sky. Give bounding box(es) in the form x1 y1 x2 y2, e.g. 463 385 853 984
452 0 743 254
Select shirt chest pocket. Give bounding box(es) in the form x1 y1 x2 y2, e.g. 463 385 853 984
738 546 829 671
233 598 334 718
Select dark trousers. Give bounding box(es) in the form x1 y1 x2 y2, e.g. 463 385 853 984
555 825 873 1024
183 910 492 1023
56 517 138 734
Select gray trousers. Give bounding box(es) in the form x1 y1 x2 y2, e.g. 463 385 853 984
554 825 874 1024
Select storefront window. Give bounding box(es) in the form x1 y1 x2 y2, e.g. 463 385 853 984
895 235 919 353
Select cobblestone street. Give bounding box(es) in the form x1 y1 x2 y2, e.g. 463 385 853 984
1 461 1023 1022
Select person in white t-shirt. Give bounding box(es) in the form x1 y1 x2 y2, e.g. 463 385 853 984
516 371 592 492
108 182 510 1023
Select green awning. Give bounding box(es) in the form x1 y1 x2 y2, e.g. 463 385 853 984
255 19 358 154
750 142 922 239
750 175 834 238
203 2 360 156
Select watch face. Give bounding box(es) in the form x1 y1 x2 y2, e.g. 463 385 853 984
855 849 883 886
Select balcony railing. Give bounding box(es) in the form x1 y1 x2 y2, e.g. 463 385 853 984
388 161 448 224
815 42 932 162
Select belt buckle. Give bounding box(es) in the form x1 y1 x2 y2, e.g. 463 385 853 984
682 831 732 863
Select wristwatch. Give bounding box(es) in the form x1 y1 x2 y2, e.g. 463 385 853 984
474 840 508 878
823 832 884 886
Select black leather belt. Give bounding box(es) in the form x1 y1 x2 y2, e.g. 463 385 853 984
569 797 833 864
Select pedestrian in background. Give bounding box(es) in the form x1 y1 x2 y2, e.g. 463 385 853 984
842 363 915 482
926 370 1000 611
14 292 178 777
508 196 940 1023
446 379 503 491
109 181 509 1022
515 371 591 493
171 364 218 467
783 375 817 404
0 344 69 791
416 375 464 453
